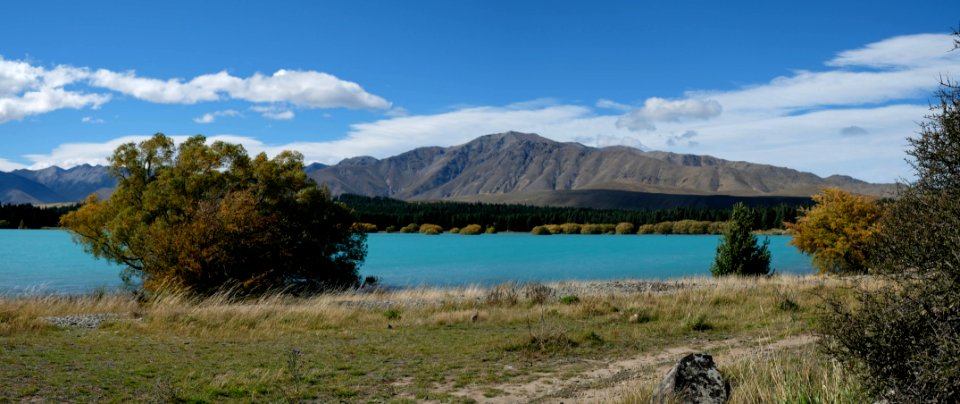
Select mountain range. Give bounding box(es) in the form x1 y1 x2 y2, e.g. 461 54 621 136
1 132 895 208
307 132 894 208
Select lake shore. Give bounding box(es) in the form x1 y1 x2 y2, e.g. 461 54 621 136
0 275 866 402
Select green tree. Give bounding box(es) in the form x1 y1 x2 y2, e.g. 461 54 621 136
786 187 883 274
61 133 366 296
822 69 960 401
710 203 771 276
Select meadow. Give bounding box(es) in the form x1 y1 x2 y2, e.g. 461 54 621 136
0 275 866 403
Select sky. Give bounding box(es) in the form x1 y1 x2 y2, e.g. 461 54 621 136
1 1 959 183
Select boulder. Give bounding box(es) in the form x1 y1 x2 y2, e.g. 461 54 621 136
651 353 729 404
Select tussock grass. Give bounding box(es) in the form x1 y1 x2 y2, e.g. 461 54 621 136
0 275 869 402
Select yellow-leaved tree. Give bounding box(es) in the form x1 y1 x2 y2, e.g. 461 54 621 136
786 187 883 274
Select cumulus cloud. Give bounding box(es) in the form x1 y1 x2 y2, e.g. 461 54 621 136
89 68 391 111
616 97 722 131
193 109 241 124
0 56 391 123
0 57 109 123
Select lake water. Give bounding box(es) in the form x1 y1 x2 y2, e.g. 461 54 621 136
0 230 813 295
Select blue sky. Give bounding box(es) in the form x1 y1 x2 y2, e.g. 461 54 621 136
1 1 959 182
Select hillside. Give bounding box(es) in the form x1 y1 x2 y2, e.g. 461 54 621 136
309 131 895 209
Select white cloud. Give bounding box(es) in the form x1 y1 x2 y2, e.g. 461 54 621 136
616 97 722 132
250 105 294 120
0 87 110 123
193 109 241 124
828 33 957 68
89 69 228 104
81 116 104 124
88 68 391 111
595 98 632 111
0 56 108 123
0 56 391 123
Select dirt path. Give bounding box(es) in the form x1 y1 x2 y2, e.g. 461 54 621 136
442 333 818 403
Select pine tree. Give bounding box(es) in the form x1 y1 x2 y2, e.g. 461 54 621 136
710 203 771 276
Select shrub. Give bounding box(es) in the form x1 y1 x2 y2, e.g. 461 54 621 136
459 224 483 235
384 225 399 233
710 203 771 276
615 222 635 235
449 227 460 234
559 295 580 305
636 224 656 234
544 224 562 234
580 224 604 234
485 226 497 234
399 223 419 233
530 226 552 235
352 222 378 233
418 223 443 235
61 134 366 296
559 223 581 234
821 72 960 401
653 221 674 234
383 308 401 320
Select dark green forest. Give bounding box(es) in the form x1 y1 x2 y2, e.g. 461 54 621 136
0 204 79 229
336 194 807 232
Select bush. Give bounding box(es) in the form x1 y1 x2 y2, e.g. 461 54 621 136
580 224 604 234
530 226 552 235
653 221 674 234
61 134 366 296
485 226 497 234
559 223 581 234
449 227 460 234
559 295 580 305
399 223 419 233
418 223 443 235
636 224 656 234
352 222 378 233
821 73 960 401
459 224 483 235
710 203 771 276
384 225 398 233
615 222 635 235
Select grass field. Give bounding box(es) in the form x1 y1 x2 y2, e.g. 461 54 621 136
0 276 866 403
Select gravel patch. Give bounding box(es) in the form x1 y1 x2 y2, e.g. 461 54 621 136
42 314 117 329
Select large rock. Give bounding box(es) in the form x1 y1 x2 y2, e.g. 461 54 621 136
651 353 729 404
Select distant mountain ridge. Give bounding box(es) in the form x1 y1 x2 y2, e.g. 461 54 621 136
1 132 896 208
0 165 114 205
307 131 895 208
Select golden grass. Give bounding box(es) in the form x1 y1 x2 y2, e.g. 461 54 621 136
0 275 873 402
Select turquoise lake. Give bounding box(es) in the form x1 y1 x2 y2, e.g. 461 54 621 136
0 230 814 295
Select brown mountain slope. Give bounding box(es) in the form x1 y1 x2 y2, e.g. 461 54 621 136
308 132 895 206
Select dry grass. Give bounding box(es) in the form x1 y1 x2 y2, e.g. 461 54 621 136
0 275 869 402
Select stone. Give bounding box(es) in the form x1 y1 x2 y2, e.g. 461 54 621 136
651 353 729 404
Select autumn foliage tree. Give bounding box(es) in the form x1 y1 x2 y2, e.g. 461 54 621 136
786 187 883 274
61 134 366 296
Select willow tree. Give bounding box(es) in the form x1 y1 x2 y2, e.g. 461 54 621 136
61 133 366 296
